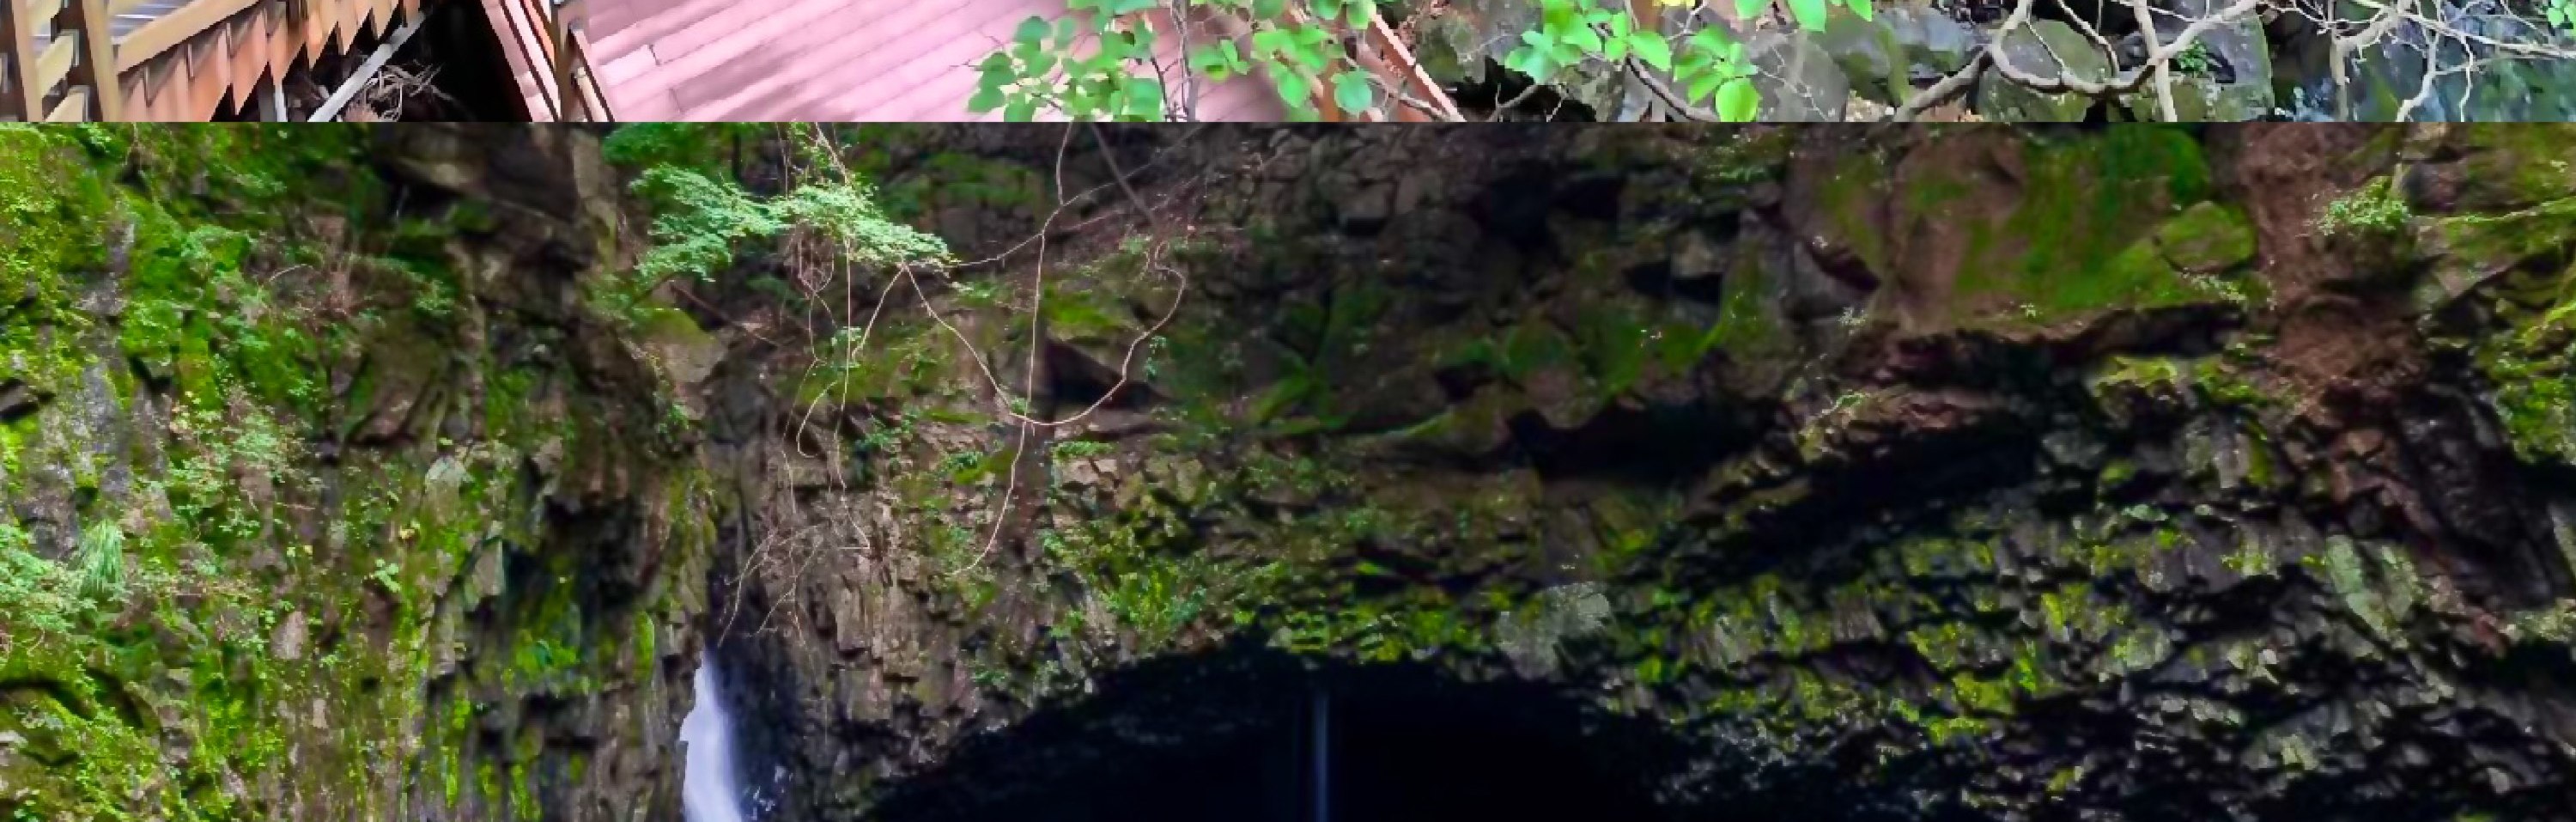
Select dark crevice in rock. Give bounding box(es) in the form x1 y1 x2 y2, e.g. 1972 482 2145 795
0 380 42 422
1042 341 1154 416
1508 402 1759 488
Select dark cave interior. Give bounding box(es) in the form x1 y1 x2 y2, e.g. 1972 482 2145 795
861 651 1684 822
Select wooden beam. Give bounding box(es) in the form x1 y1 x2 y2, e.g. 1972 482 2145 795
546 4 574 119
569 27 608 120
1357 8 1458 121
305 6 412 120
117 0 259 71
18 0 61 29
43 82 84 118
31 27 70 90
62 0 116 117
0 0 41 119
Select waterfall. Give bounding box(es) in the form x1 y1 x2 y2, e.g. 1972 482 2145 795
680 654 750 822
1312 687 1329 822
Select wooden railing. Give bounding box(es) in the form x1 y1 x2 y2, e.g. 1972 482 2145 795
0 0 120 119
488 0 609 120
0 0 610 119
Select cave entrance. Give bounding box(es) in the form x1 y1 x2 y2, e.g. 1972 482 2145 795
868 653 1684 822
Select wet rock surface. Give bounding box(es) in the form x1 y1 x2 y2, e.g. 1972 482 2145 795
17 124 2576 822
683 125 2576 821
0 125 709 822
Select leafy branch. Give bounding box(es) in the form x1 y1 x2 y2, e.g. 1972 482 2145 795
972 0 1882 122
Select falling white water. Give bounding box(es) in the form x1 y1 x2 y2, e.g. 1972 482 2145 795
680 655 750 822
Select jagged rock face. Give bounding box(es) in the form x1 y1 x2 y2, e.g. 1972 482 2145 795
706 125 2576 822
0 125 708 822
18 124 2573 822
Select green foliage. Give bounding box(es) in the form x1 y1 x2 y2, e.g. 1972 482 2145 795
601 123 762 176
0 525 94 639
2314 177 2413 238
74 520 126 601
614 149 947 324
2170 40 2218 75
1502 0 1761 119
979 0 1853 121
973 12 1177 120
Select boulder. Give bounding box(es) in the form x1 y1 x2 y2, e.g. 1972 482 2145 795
1747 30 1855 121
1977 20 2113 121
1816 4 1980 105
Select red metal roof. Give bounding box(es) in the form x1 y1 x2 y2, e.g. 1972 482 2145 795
583 0 1286 121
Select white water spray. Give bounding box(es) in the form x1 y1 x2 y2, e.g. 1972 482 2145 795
680 654 750 822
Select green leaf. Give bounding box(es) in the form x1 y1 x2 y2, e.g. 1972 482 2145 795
1347 0 1376 26
1542 0 1578 31
968 86 1005 113
1253 0 1284 16
1005 99 1040 121
1333 70 1374 114
1014 15 1051 45
1689 27 1730 54
1629 32 1673 71
1191 42 1243 81
1686 68 1723 102
1286 27 1333 71
1273 64 1311 107
1121 76 1166 119
1564 22 1605 52
978 52 1016 77
1846 0 1875 21
1316 0 1344 19
1252 28 1289 56
1054 16 1082 48
1785 0 1828 31
1736 0 1767 21
1105 0 1157 11
1504 45 1552 82
1714 77 1759 121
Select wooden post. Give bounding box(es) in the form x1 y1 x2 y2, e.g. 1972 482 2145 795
61 0 118 118
547 3 574 120
0 0 45 119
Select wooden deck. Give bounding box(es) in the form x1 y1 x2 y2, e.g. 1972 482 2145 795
580 0 1289 121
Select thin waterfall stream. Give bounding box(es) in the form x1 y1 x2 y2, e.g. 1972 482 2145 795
1312 687 1329 822
680 654 750 822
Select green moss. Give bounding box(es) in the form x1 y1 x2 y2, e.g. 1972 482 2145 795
2155 201 2258 274
1942 128 2229 326
2475 272 2576 465
0 127 118 395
